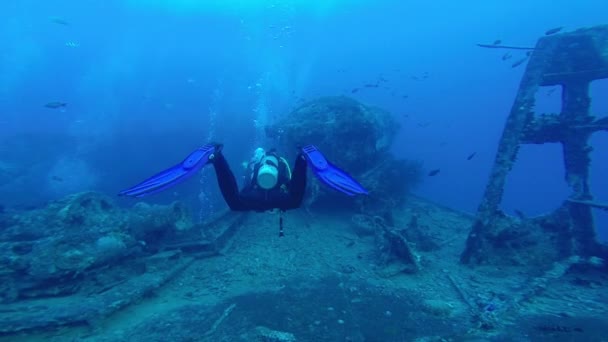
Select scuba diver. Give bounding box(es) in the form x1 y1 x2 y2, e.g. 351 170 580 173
119 144 367 234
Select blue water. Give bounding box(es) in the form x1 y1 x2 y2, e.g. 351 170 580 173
1 0 607 239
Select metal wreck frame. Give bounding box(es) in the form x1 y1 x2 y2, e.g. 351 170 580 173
462 25 608 265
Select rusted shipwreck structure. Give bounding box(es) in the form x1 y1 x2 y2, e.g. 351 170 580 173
462 25 608 265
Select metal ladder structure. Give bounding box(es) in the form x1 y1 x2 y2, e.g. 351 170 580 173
462 25 608 265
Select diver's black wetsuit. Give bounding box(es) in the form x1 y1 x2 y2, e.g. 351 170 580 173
211 152 307 212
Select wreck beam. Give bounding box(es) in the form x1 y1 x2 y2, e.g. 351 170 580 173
561 80 593 197
566 198 608 211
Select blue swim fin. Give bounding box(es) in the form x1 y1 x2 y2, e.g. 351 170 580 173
301 145 368 196
119 143 217 198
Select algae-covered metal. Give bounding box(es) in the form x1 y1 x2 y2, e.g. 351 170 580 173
462 25 608 265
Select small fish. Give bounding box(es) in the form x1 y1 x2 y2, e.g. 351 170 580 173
44 102 67 109
467 152 477 160
402 95 409 99
51 175 63 182
526 50 533 57
428 169 440 177
484 303 497 312
65 41 79 48
351 88 359 93
502 52 512 61
545 27 563 35
364 83 379 88
50 16 70 26
511 57 527 68
0 204 4 214
514 209 526 219
493 39 502 45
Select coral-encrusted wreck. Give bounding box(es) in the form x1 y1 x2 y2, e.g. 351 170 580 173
462 25 608 266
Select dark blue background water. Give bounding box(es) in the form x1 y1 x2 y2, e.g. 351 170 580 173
1 0 607 239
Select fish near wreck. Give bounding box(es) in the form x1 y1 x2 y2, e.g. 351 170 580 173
545 27 563 35
45 102 67 109
49 16 70 26
428 169 440 176
511 57 528 68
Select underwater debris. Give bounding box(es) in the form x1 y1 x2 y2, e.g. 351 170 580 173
0 192 196 301
0 191 247 334
373 216 422 274
255 326 296 342
515 256 584 304
446 274 474 310
205 303 237 337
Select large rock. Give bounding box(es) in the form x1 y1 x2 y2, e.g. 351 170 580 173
266 96 421 212
266 96 399 174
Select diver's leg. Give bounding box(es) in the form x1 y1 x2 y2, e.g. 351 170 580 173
286 154 307 208
211 152 247 211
